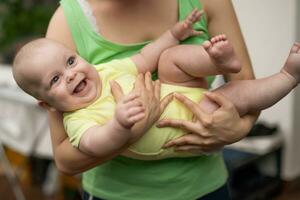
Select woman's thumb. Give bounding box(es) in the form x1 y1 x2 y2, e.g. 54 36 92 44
204 91 229 107
110 80 124 102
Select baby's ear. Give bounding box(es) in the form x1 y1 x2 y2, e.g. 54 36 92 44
38 100 56 112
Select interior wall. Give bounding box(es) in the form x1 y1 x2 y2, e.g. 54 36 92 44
232 0 298 180
290 0 300 179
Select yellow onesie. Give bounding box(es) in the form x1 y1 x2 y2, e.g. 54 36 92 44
63 58 206 160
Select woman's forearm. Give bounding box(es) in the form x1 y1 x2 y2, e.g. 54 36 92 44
48 111 107 175
238 111 260 138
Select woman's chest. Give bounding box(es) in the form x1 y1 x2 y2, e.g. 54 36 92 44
89 0 179 44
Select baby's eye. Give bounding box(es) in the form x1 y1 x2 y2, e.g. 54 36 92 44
67 56 75 66
50 75 60 87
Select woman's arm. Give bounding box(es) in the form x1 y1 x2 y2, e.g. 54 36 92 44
46 7 76 50
158 0 259 153
203 0 259 135
203 0 254 81
47 7 130 174
47 111 111 174
46 7 102 175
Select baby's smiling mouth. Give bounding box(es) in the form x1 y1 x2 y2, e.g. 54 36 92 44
73 79 87 94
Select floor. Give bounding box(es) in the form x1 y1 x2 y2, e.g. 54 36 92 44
276 180 300 200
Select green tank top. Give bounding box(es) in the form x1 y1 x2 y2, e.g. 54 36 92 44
60 0 228 199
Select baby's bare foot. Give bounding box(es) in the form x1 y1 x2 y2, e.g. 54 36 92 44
203 34 241 73
281 42 300 84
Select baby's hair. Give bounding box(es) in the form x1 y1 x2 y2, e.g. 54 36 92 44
12 38 52 99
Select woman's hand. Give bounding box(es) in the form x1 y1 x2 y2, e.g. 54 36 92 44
157 92 254 153
111 72 173 142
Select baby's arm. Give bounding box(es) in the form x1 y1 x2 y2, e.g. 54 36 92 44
131 9 203 74
200 43 300 116
79 93 145 157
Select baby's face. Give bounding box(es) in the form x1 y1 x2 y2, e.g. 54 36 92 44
35 42 101 112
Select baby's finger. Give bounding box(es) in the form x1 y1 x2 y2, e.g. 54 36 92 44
110 80 124 103
124 99 143 108
123 92 140 104
191 30 203 36
127 106 145 117
128 112 145 124
194 9 204 21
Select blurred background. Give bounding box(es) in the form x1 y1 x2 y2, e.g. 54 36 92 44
0 0 299 199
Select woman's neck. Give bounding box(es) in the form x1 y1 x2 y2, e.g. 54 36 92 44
87 0 178 44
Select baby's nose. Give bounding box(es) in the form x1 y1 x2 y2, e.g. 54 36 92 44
66 71 77 83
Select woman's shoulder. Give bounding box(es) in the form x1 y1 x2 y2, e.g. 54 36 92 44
200 0 234 17
46 6 76 51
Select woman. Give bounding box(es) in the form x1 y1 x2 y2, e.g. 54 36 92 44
46 0 259 199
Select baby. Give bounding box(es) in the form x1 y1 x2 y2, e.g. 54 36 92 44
13 9 300 160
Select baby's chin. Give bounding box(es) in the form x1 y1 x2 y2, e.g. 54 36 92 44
60 101 94 112
61 105 85 112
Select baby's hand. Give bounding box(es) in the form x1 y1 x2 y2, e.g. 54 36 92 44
171 8 204 41
115 92 145 129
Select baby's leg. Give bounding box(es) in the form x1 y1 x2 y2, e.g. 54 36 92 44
202 35 241 74
200 43 300 116
282 42 300 82
158 35 241 87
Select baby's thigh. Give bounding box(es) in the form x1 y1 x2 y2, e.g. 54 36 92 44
158 46 207 88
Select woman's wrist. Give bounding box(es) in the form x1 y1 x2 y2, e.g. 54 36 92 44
236 111 260 141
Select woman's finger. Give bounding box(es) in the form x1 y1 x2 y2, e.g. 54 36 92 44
145 72 153 91
174 93 213 127
159 93 173 115
175 145 217 155
133 73 145 92
154 80 161 100
163 133 203 148
157 118 199 134
175 145 204 152
110 80 124 103
204 91 233 110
